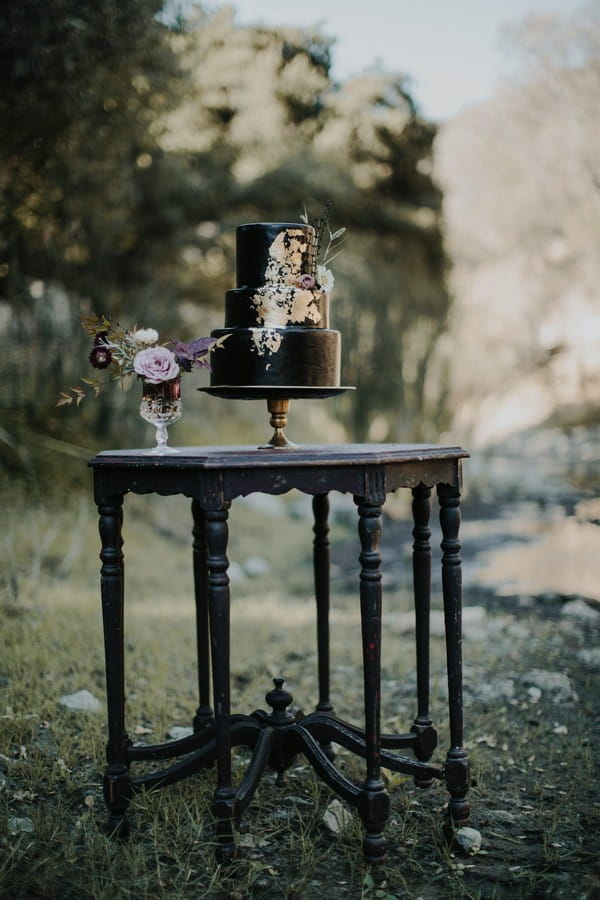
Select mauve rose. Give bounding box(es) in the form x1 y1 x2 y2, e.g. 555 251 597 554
133 346 180 384
297 274 316 290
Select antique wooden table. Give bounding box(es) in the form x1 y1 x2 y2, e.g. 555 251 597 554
90 443 470 862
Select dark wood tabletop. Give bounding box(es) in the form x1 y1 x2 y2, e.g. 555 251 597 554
90 443 469 468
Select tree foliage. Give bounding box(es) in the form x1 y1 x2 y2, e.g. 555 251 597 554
1 2 450 462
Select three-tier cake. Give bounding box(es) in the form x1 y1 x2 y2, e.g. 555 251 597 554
209 222 341 388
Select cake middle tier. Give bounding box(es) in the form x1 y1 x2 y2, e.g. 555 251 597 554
210 327 341 387
225 286 329 328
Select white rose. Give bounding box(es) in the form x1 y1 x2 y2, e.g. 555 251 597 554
132 328 159 345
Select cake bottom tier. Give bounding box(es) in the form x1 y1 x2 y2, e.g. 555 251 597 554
210 328 341 387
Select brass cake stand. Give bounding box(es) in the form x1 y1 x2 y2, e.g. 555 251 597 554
200 386 353 449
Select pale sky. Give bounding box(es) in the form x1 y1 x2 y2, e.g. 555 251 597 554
228 0 584 120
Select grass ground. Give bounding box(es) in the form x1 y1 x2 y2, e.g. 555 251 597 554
1 474 599 898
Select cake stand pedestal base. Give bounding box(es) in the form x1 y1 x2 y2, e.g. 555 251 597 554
258 399 295 449
200 386 353 450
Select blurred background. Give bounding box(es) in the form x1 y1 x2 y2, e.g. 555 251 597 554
0 0 598 511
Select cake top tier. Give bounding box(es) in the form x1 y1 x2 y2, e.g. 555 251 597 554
235 223 316 289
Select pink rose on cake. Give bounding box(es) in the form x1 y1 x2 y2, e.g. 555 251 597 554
296 274 316 290
133 346 180 383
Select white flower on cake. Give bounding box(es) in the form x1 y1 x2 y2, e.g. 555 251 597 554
317 265 334 293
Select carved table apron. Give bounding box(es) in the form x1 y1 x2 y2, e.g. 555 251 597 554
90 443 470 862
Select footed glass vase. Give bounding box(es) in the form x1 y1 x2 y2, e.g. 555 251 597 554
139 377 182 455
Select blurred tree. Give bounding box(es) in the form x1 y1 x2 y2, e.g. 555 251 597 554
1 1 450 466
312 73 449 440
1 1 180 305
0 0 212 448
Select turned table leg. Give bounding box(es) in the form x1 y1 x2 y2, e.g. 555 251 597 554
98 495 132 835
313 493 335 759
354 494 390 863
205 504 239 860
191 500 213 732
411 484 438 782
438 482 470 827
313 493 334 706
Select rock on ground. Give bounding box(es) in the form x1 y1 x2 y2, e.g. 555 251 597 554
242 556 271 577
521 670 578 703
455 826 483 855
167 725 194 740
322 799 354 835
58 690 101 712
8 816 35 835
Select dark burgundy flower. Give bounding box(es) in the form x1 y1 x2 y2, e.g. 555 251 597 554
93 331 109 346
89 345 113 369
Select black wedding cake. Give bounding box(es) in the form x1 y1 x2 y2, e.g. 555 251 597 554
209 223 341 388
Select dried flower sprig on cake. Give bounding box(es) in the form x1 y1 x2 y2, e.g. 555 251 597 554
300 202 345 293
56 314 226 407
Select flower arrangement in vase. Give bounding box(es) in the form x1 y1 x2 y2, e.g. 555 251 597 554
57 314 226 454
